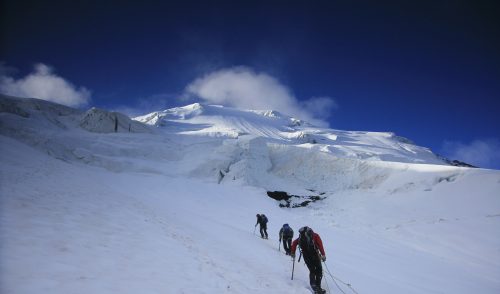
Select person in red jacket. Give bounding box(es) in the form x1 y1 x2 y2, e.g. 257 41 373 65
290 226 326 294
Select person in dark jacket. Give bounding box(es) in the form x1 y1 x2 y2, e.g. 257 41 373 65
291 226 326 294
255 214 269 239
279 224 294 255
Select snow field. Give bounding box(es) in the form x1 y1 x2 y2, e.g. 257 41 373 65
1 95 500 293
2 135 500 293
0 136 321 293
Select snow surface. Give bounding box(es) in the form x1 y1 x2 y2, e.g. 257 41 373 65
1 95 500 293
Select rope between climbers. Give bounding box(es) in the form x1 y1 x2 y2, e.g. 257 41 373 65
323 262 359 294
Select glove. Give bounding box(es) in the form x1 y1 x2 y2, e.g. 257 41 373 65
279 239 281 242
290 253 295 258
321 255 326 262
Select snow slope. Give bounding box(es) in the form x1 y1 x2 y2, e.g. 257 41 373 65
1 95 500 294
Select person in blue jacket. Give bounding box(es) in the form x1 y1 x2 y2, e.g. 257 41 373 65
279 224 294 255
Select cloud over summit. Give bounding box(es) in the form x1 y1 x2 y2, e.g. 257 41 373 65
185 67 336 126
442 138 500 169
0 63 91 107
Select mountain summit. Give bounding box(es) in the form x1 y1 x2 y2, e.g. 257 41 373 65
136 102 444 164
0 95 477 194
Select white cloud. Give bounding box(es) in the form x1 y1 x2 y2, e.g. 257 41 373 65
301 96 338 120
184 67 336 126
442 138 500 169
0 63 91 107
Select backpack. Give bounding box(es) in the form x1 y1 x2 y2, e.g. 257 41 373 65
261 214 268 224
282 224 293 238
298 226 316 252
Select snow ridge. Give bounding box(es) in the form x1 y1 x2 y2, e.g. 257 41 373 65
135 103 444 166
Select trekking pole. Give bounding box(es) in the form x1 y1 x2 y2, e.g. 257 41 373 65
278 240 281 252
291 257 295 280
253 225 256 235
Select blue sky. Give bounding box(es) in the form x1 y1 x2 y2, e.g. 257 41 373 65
1 1 499 168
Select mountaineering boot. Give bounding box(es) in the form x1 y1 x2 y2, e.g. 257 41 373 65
311 285 326 294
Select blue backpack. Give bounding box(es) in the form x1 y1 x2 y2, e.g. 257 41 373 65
282 224 293 238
